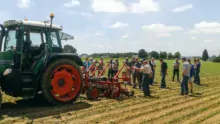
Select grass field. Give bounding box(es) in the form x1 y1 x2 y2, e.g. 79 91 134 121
1 59 220 124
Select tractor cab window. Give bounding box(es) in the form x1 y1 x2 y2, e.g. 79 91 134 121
29 32 45 46
4 30 16 51
50 32 59 47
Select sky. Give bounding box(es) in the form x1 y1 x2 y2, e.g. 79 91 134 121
0 0 220 56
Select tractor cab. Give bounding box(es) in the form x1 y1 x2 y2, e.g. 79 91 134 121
0 14 83 106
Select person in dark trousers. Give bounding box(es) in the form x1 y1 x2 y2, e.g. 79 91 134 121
108 57 114 78
134 60 152 97
139 59 144 89
125 57 132 85
172 58 180 82
160 59 168 88
194 58 201 85
132 58 142 89
181 57 191 95
149 58 156 85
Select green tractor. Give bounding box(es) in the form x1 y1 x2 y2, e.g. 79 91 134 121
0 14 84 108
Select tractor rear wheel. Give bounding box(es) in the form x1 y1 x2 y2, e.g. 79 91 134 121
86 87 100 100
41 59 83 105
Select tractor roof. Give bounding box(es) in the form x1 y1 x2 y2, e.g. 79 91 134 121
3 20 62 30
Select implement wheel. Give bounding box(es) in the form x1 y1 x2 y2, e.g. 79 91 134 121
41 59 83 105
86 87 100 100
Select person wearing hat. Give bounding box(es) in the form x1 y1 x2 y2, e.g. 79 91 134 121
160 59 168 88
134 60 152 96
172 58 180 82
181 57 191 95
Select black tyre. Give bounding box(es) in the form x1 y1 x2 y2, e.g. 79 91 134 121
86 87 100 100
41 59 83 105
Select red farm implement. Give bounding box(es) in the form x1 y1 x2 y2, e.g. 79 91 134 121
82 62 134 100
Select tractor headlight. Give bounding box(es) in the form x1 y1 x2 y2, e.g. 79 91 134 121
3 69 12 76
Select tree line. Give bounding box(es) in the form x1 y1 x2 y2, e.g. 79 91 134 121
63 44 220 62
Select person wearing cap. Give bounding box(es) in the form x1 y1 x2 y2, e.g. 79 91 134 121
132 58 142 89
108 57 114 78
181 57 191 95
172 58 180 82
160 59 168 88
134 60 152 96
149 58 157 85
194 58 201 85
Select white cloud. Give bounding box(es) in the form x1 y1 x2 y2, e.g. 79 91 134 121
188 21 220 34
92 0 127 12
129 0 160 14
204 40 215 43
156 33 172 37
64 0 80 8
121 34 128 39
172 4 193 12
80 12 93 18
17 0 35 8
143 24 183 32
143 24 183 37
109 22 128 29
190 37 197 40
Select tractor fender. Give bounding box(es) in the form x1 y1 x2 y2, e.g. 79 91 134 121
46 53 83 67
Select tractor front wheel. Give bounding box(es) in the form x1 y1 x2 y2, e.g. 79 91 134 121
41 59 83 105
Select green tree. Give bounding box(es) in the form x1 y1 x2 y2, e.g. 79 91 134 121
160 51 167 59
138 49 146 58
150 51 159 59
168 52 174 59
174 52 181 59
63 44 77 53
202 49 209 61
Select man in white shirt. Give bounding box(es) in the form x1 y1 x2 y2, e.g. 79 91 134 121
181 57 191 95
149 58 156 84
134 60 152 96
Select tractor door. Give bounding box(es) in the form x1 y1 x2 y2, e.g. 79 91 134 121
0 28 16 73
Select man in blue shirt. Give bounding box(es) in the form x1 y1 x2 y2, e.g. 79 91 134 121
83 57 91 76
194 58 201 85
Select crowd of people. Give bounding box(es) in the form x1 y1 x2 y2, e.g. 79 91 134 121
83 57 201 97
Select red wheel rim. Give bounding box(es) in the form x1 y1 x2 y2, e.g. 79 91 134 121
91 88 99 99
50 65 81 102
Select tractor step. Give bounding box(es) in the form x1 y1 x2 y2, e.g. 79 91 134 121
21 71 35 99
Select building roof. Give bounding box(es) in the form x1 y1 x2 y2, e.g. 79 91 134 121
3 20 62 30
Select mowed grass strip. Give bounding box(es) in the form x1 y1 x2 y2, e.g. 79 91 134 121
119 91 220 124
63 83 220 124
2 79 219 124
150 96 220 124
